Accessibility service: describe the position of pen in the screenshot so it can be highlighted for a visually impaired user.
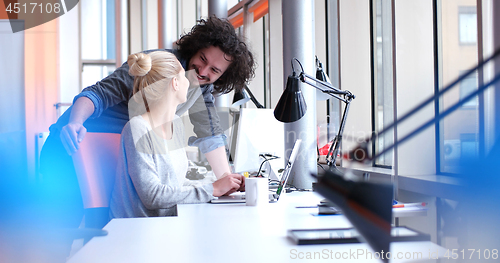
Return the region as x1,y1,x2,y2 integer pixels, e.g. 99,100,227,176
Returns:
393,202,427,208
295,206,318,208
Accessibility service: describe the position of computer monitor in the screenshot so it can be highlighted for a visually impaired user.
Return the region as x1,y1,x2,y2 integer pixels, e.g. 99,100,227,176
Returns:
229,108,284,176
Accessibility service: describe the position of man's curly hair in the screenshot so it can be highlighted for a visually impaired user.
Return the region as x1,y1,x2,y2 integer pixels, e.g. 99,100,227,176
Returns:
176,16,256,94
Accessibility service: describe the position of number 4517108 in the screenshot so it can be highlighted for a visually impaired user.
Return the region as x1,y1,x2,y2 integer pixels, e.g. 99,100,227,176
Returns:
6,3,62,14
444,249,498,260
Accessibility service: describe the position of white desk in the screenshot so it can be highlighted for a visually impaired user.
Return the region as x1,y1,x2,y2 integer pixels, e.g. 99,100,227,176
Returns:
68,192,445,263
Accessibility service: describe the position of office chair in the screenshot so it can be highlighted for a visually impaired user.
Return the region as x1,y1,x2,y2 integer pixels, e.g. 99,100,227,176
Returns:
72,132,121,234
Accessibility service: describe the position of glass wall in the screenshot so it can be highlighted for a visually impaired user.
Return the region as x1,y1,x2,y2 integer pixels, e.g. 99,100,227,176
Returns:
338,0,373,162
368,0,492,176
394,0,436,176
439,0,480,174
373,0,394,167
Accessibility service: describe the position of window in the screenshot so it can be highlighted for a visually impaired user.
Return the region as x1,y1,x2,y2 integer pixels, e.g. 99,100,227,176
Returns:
372,0,394,167
458,6,477,45
459,71,478,108
228,0,270,109
81,0,117,90
440,0,480,173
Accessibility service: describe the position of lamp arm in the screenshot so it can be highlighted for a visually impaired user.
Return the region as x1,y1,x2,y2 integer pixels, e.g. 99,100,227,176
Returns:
325,96,353,168
300,76,349,103
294,67,356,169
322,90,347,103
300,72,353,97
244,86,265,108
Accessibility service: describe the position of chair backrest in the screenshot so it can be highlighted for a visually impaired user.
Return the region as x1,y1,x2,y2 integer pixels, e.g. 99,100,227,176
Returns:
72,132,121,209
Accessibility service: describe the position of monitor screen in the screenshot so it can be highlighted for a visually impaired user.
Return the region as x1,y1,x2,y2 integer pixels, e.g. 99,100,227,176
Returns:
230,108,284,175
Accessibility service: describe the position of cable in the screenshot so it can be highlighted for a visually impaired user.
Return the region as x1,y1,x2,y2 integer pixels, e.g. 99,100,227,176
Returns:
256,154,279,177
317,163,327,172
285,183,313,193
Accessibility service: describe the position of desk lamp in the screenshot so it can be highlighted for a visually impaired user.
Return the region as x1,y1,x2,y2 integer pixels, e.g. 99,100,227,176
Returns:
313,47,500,263
232,86,265,108
274,58,355,171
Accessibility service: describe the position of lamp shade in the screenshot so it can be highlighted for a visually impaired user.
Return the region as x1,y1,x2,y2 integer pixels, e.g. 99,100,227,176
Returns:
274,73,307,122
232,88,251,107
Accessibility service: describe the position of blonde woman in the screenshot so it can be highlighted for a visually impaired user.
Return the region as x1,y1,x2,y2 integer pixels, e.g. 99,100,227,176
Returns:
110,52,242,217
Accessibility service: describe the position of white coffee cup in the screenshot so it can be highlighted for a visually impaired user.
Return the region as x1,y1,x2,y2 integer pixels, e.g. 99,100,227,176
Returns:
245,177,269,206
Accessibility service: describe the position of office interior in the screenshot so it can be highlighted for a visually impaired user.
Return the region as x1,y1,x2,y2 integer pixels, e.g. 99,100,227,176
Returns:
2,0,500,261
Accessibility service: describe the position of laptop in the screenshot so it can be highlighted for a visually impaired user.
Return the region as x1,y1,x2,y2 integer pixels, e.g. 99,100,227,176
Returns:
210,139,302,203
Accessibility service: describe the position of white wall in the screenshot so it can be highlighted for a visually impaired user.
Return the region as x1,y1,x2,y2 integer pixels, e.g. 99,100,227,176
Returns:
247,17,265,108
315,0,328,126
339,0,372,154
180,0,198,34
395,0,436,176
81,0,103,60
0,20,28,178
129,0,142,53
268,0,284,109
146,0,159,50
58,1,80,108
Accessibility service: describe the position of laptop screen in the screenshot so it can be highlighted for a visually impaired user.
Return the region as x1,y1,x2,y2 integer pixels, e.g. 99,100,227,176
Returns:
275,139,302,198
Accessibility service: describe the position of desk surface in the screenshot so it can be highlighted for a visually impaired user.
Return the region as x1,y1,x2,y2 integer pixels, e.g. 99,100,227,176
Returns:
68,192,444,263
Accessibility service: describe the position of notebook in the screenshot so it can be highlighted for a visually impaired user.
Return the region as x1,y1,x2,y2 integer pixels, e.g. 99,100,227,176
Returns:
210,139,302,204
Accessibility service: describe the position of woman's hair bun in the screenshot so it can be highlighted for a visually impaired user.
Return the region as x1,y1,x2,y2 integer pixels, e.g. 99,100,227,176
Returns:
128,53,152,77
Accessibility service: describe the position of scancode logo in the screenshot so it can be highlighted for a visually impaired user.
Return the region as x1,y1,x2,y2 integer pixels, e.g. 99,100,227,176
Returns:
2,0,79,33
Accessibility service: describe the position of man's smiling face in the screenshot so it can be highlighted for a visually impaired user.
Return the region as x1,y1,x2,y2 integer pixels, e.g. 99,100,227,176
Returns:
187,46,232,86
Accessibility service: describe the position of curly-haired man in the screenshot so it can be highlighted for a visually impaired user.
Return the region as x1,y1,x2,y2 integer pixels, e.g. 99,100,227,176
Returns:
40,16,255,231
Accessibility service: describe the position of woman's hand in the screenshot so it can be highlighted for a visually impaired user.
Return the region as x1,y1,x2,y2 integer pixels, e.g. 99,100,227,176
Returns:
212,173,244,197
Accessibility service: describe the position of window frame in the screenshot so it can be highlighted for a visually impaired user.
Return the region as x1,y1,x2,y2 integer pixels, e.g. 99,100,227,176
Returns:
79,0,123,93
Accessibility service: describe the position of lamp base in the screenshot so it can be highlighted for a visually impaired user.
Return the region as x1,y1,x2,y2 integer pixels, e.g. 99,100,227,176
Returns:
328,164,343,175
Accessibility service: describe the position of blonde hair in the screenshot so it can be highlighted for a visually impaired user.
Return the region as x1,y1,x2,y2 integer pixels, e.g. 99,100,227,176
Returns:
128,51,182,109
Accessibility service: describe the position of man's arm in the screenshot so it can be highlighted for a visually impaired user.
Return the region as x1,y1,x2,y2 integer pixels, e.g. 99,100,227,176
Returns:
59,60,136,155
60,97,94,155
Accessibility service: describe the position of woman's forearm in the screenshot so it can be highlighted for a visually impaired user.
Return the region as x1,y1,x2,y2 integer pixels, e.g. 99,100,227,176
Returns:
204,146,232,179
